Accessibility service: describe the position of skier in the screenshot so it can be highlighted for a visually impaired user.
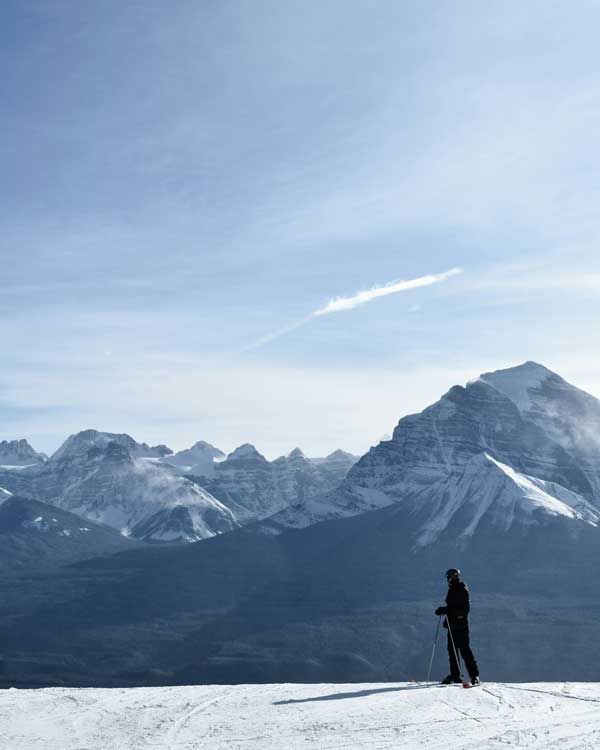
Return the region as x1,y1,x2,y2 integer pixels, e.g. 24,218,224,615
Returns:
435,568,480,686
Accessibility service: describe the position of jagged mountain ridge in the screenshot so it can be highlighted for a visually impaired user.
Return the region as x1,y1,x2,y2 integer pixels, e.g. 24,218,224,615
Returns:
0,430,357,542
0,432,238,543
51,429,173,461
201,444,358,524
264,362,600,540
159,440,225,478
0,439,46,467
2,362,600,685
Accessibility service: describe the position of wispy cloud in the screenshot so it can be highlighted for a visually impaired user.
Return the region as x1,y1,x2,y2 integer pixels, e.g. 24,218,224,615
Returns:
244,268,463,351
312,268,462,316
240,317,314,352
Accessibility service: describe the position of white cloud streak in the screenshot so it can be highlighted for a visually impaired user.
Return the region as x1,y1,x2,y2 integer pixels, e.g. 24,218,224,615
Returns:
312,268,463,316
244,267,463,351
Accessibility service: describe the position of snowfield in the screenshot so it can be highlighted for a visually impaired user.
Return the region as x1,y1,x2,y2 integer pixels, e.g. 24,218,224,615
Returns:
2,682,600,749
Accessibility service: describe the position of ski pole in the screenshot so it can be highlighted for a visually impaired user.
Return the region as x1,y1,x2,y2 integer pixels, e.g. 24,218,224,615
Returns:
445,616,462,680
426,615,442,683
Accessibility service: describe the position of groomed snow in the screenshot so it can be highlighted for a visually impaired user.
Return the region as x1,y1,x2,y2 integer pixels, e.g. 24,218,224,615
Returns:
2,682,600,749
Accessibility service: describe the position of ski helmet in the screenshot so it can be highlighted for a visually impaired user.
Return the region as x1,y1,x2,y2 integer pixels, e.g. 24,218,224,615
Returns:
445,568,460,581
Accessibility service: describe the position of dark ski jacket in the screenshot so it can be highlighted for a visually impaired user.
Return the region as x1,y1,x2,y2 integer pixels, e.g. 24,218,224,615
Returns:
441,580,470,631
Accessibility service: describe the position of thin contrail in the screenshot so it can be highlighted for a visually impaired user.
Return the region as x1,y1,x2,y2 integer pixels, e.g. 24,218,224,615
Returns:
241,316,314,352
313,267,463,316
243,267,463,351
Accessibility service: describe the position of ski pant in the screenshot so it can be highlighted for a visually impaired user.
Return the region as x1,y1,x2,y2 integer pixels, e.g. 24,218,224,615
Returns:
447,627,479,680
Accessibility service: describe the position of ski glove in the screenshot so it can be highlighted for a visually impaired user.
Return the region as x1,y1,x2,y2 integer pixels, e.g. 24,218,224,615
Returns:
435,607,448,616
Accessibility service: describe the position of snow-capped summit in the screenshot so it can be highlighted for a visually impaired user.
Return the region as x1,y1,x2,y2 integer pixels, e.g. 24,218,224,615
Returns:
264,362,600,539
160,440,225,478
479,360,557,411
204,443,348,524
480,361,600,495
226,443,268,462
324,449,356,461
0,433,236,542
0,438,46,467
51,429,172,463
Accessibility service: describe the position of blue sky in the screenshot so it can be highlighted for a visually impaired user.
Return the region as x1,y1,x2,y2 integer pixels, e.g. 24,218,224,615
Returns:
2,0,600,458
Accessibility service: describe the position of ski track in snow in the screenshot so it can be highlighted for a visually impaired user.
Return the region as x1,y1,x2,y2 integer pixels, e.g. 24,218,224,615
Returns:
2,682,600,749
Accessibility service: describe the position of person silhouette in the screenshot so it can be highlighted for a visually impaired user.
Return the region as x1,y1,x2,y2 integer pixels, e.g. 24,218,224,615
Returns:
435,568,480,685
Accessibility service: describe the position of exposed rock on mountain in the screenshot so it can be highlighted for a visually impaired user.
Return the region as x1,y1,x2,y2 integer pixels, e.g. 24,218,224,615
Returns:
131,503,235,543
51,429,172,461
480,361,600,497
265,362,600,537
309,449,359,484
204,445,355,524
0,439,46,467
0,431,355,542
0,431,237,542
203,444,280,523
160,441,225,478
2,363,600,686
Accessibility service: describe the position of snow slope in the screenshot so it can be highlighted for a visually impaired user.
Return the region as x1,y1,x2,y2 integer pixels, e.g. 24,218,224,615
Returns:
265,362,600,537
159,440,226,477
0,433,238,541
2,682,600,749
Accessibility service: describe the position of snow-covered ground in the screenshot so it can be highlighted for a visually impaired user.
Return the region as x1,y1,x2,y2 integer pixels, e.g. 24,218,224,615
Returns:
2,682,600,749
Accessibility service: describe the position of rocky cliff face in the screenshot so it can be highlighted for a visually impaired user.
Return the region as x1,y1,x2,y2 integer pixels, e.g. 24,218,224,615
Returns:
204,445,354,524
0,431,237,542
265,362,600,538
51,429,172,462
310,450,358,485
159,441,225,478
0,439,46,467
480,362,600,498
0,431,356,542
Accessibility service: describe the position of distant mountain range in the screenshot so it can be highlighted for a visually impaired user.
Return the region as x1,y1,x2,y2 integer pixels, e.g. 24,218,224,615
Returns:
0,430,358,542
1,360,600,687
199,444,357,524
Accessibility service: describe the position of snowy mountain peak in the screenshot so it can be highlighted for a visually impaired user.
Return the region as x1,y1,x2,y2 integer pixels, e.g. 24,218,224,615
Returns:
478,361,558,411
99,441,135,465
288,447,306,459
227,444,266,462
51,430,171,462
324,449,355,461
188,441,225,458
414,451,600,547
0,439,46,467
266,361,600,539
160,440,226,478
